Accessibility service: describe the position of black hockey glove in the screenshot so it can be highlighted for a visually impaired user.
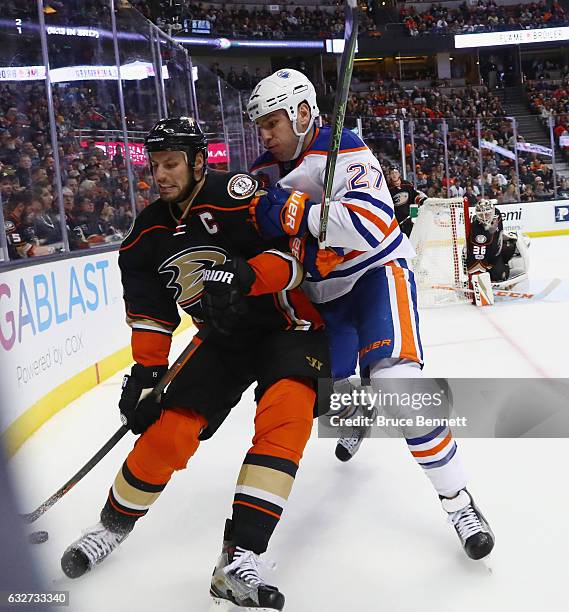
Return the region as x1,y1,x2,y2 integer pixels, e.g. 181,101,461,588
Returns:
119,364,168,435
201,258,256,335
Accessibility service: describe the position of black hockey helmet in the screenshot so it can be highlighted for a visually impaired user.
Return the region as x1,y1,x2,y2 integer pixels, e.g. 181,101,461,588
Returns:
145,116,208,169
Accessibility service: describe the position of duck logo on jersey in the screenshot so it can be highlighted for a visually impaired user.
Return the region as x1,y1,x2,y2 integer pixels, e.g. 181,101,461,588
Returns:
228,174,258,199
159,246,227,308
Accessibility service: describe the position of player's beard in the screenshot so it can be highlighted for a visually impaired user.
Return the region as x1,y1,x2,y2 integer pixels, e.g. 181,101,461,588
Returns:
160,175,195,206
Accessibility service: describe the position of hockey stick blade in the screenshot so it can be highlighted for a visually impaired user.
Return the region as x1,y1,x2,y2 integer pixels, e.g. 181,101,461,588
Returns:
318,0,359,248
19,425,129,524
431,278,561,301
19,330,204,524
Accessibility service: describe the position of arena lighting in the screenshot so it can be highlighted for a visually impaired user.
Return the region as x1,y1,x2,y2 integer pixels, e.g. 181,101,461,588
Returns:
174,35,325,50
0,61,169,82
455,26,569,48
1,19,326,50
326,38,359,53
354,57,385,62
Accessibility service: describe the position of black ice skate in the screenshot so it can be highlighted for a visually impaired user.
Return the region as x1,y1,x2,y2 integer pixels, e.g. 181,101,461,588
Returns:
335,393,377,462
61,522,129,578
210,519,285,611
441,489,495,560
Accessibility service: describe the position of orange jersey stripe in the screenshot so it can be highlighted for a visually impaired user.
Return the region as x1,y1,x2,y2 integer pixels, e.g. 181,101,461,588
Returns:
191,203,251,212
343,249,365,262
233,500,282,520
411,431,452,458
386,263,419,362
343,202,396,237
107,493,147,517
304,145,368,157
119,225,170,252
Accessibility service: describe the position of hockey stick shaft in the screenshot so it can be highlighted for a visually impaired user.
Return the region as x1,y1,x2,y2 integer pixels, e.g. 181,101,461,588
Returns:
318,0,359,249
19,330,203,524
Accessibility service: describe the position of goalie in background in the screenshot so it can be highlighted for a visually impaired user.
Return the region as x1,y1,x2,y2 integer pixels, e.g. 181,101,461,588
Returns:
387,166,427,237
466,199,529,285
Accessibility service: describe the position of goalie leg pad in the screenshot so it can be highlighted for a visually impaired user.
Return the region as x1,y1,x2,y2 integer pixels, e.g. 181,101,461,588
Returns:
471,272,494,306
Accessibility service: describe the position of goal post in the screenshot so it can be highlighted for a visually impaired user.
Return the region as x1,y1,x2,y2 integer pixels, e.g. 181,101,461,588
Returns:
410,197,473,307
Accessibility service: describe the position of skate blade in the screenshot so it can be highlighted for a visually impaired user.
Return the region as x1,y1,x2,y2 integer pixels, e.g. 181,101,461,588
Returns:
210,597,281,612
481,554,493,575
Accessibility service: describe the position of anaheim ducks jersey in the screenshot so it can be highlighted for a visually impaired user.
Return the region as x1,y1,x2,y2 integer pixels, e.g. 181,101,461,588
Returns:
465,209,504,272
119,170,323,366
250,126,415,303
388,181,426,237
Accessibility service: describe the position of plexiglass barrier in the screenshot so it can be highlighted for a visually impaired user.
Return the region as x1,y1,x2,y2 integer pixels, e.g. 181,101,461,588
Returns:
0,0,255,266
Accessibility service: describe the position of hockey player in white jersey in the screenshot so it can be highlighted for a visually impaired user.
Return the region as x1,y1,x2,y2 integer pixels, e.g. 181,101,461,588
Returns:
247,69,494,560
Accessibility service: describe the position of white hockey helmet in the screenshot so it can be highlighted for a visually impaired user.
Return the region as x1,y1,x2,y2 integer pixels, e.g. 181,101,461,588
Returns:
247,69,320,159
475,198,496,228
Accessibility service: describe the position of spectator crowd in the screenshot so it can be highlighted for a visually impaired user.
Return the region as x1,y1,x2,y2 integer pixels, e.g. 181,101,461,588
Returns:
526,76,569,178
0,82,155,261
4,0,569,41
134,1,379,39
346,82,560,203
401,0,568,36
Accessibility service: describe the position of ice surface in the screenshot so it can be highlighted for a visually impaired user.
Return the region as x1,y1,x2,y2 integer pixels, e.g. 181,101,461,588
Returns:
8,236,569,612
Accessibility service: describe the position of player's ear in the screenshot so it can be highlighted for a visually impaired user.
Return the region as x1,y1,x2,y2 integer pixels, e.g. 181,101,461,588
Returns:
297,102,311,132
193,151,205,179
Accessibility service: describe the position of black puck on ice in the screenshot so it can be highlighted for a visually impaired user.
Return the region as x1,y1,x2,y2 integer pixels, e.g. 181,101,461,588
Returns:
28,530,49,544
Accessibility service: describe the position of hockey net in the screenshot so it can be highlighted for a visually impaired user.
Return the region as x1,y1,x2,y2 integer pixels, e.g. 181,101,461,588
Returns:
410,197,472,307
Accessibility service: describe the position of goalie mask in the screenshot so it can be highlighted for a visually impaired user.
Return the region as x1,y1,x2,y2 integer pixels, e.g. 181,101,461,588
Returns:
475,199,496,229
145,117,208,171
247,69,319,160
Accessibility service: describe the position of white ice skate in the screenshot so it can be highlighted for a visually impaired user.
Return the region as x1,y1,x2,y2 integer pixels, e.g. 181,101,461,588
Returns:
335,384,377,462
210,519,284,611
61,522,129,579
441,489,494,560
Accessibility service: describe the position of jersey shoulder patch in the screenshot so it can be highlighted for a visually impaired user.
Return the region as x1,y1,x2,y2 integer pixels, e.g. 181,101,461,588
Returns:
227,173,258,200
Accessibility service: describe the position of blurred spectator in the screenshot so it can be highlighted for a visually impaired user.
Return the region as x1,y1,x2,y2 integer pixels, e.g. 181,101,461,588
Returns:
401,0,568,36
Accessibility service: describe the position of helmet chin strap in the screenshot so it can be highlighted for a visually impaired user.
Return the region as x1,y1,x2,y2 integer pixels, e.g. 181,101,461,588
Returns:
290,117,315,161
174,167,207,220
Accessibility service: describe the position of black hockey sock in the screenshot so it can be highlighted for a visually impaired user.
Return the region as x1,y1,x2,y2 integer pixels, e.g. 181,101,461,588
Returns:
100,460,167,534
231,453,298,554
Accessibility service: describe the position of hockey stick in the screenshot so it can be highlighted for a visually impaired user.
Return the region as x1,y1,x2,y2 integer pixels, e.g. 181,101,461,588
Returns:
318,0,359,249
431,278,560,301
20,330,203,525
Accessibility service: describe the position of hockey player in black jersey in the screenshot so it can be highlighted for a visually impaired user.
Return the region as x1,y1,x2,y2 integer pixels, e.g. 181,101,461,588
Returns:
387,167,427,237
466,199,520,282
60,117,330,611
